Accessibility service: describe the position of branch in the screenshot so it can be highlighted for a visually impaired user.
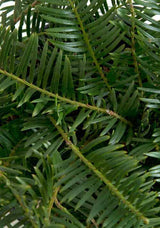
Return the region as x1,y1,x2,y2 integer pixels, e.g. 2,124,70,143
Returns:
0,171,38,228
3,139,23,167
48,186,60,218
49,115,149,225
14,1,39,24
0,69,132,126
68,0,111,92
48,185,80,226
129,0,142,87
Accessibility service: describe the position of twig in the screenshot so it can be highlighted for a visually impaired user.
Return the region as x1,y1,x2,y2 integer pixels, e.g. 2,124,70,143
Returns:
0,171,38,228
14,1,39,24
0,69,132,126
68,0,112,92
48,186,60,218
49,115,149,225
129,0,142,87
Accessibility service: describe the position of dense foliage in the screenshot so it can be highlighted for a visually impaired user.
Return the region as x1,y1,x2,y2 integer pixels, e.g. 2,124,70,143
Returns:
1,0,160,227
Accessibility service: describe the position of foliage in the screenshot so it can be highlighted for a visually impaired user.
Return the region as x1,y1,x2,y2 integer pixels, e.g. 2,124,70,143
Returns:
0,0,160,227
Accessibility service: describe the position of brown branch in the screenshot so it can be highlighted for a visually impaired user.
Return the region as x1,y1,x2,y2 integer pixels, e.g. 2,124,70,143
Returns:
48,186,60,218
14,1,39,24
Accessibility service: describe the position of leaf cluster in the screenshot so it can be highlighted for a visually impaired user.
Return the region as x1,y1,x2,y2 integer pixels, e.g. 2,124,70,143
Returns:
1,0,160,227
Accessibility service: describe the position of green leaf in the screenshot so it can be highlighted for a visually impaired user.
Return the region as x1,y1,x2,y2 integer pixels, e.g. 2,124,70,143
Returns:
69,109,91,132
16,33,38,79
51,50,63,93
